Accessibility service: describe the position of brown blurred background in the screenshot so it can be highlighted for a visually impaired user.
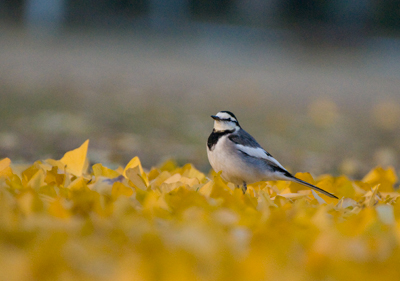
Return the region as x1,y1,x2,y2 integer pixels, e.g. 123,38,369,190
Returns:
1,0,400,178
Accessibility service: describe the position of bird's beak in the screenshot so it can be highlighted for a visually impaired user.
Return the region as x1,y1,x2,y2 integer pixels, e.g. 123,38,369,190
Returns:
211,115,221,120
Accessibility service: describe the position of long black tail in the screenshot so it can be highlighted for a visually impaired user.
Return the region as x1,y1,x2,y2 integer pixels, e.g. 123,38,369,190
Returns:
292,177,338,199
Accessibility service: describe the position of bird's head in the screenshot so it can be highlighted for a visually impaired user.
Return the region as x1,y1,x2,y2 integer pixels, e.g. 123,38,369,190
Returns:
211,111,240,132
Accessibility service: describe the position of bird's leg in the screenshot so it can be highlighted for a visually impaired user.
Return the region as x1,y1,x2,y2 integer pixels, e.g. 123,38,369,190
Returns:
241,182,247,194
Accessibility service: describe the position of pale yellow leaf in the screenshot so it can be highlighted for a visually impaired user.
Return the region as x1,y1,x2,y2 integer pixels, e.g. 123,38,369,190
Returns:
48,198,71,219
149,171,172,190
336,197,357,209
27,169,45,190
311,190,327,204
123,156,149,186
51,140,90,177
112,182,134,198
376,204,395,225
0,158,13,178
126,166,147,190
67,177,88,190
180,177,200,187
93,163,120,178
277,193,307,199
199,181,213,197
367,184,380,207
0,157,11,171
160,182,183,193
363,166,397,192
163,173,181,184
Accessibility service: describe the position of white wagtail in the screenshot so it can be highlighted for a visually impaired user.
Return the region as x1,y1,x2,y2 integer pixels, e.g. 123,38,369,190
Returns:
207,111,338,199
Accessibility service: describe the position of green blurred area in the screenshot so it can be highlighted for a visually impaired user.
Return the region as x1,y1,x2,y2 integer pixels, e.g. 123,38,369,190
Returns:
1,27,400,177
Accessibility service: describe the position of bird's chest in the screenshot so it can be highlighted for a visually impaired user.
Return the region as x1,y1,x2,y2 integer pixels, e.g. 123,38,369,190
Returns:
207,136,240,175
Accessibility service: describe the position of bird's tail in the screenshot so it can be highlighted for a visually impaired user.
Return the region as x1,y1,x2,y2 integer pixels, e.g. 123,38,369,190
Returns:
291,177,338,199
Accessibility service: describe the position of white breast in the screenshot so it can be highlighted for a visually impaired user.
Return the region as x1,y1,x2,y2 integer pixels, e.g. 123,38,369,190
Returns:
207,135,265,185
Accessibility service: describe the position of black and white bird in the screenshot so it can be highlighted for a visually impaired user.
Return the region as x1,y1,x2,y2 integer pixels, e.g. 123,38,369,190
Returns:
207,111,338,199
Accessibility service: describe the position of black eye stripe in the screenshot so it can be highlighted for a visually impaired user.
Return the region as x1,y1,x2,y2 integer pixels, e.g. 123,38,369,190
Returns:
221,118,237,123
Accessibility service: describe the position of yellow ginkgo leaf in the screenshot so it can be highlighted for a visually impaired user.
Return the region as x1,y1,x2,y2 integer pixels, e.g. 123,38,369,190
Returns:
289,172,316,193
59,139,90,177
6,174,23,190
163,173,181,184
148,167,160,181
366,184,381,207
45,158,65,173
44,166,65,186
181,163,206,182
362,166,397,192
180,177,200,187
149,171,172,190
48,198,71,219
27,169,45,190
6,142,400,281
375,204,395,225
67,176,88,191
112,182,134,198
277,193,308,199
160,182,184,193
162,173,200,189
21,163,40,185
126,166,147,191
0,157,11,171
17,192,35,215
159,159,178,172
93,163,120,179
336,197,357,209
257,190,278,210
0,158,13,178
311,190,327,205
17,191,43,215
334,175,355,198
210,173,235,199
199,181,213,197
141,191,170,214
123,156,149,186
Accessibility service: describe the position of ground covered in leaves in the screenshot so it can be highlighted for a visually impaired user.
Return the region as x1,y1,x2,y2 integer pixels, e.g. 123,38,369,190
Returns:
1,140,400,281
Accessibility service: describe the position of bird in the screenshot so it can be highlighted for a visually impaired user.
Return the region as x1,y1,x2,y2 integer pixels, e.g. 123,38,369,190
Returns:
207,111,338,199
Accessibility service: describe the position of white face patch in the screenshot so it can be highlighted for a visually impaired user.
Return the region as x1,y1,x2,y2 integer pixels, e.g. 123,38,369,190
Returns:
213,112,239,132
213,120,237,131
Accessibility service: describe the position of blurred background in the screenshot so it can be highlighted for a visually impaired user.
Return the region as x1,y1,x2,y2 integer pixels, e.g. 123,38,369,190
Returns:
0,0,400,178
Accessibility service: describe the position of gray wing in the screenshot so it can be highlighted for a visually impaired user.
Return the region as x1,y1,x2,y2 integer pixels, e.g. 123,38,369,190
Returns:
228,129,273,157
237,147,339,199
230,131,338,199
